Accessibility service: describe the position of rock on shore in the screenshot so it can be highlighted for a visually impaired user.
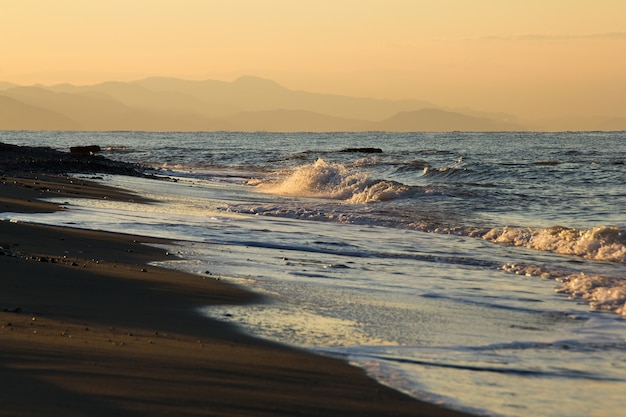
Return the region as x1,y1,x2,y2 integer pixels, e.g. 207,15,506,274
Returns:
0,143,145,177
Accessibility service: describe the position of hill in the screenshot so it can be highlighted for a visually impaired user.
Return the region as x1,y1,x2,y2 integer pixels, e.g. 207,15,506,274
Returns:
224,109,368,132
0,95,80,130
1,86,231,131
372,109,524,132
0,76,531,131
0,81,18,91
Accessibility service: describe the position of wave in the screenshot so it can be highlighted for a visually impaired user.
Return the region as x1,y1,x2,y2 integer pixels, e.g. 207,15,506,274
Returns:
103,145,131,153
502,262,626,317
235,183,626,266
421,165,470,178
233,184,626,265
226,200,626,316
253,158,412,203
483,225,626,263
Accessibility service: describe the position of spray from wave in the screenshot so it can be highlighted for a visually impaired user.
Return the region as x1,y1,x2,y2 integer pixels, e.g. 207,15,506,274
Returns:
254,158,410,203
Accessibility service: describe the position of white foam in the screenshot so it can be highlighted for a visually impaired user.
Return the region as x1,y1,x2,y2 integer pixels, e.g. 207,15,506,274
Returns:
256,158,409,203
557,273,626,317
484,225,626,263
501,262,626,317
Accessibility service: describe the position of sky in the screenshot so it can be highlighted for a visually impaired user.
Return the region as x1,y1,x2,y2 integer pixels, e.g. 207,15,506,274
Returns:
2,0,625,120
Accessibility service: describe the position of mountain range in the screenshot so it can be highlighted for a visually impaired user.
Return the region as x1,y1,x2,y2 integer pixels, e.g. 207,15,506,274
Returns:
0,76,623,132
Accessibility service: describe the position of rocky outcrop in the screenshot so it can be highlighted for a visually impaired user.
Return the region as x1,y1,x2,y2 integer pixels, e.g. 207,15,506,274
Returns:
339,147,383,153
70,145,102,155
0,143,145,176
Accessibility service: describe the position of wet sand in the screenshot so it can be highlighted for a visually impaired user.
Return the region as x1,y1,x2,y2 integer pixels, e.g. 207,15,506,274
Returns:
1,172,474,416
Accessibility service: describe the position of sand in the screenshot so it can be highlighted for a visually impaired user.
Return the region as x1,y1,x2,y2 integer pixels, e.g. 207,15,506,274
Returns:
0,173,474,416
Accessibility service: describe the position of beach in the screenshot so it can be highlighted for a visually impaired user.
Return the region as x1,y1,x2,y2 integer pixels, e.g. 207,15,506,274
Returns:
0,163,473,415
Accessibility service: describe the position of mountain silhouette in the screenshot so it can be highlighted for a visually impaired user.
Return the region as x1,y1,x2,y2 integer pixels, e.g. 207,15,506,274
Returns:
224,109,368,132
2,85,231,131
372,109,524,132
0,95,79,130
133,76,437,121
49,81,240,118
0,81,18,91
2,75,606,131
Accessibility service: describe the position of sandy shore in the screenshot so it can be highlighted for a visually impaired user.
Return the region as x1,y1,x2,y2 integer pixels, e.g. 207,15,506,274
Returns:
0,172,474,416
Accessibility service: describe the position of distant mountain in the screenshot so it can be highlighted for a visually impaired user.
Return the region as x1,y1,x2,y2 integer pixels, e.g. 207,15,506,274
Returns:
1,86,231,131
447,107,523,127
0,81,18,91
0,95,79,130
49,81,240,118
0,75,532,132
372,109,524,132
224,108,524,132
134,76,436,121
224,109,369,132
3,86,133,130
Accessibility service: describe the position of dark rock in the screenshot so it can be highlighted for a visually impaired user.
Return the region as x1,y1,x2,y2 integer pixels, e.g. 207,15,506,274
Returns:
339,147,383,154
70,145,101,155
0,142,146,177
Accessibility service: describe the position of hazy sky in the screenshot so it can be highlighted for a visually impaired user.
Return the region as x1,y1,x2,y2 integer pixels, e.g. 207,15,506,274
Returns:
2,0,625,120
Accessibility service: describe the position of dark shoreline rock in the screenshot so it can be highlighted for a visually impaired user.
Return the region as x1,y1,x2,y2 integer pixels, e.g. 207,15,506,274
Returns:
0,142,146,177
339,147,383,154
70,145,102,155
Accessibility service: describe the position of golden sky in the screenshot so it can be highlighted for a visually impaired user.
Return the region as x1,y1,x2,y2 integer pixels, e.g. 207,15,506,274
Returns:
2,0,625,120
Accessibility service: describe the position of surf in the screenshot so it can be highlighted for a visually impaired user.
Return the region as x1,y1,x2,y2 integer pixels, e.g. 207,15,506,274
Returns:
254,158,412,203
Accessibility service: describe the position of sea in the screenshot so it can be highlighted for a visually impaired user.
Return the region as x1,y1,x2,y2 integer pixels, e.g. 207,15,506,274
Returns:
2,131,626,417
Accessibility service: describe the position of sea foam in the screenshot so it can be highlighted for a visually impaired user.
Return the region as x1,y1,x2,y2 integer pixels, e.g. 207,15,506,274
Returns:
483,225,626,263
257,158,410,203
502,262,626,317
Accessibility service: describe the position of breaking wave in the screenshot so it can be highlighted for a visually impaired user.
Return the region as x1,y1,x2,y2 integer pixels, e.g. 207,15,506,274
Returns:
252,158,411,203
483,225,626,263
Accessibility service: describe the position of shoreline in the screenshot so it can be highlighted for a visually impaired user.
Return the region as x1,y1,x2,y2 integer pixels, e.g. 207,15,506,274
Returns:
0,156,475,415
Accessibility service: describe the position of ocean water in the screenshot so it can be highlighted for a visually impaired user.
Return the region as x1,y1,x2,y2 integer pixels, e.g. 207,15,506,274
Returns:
2,131,626,416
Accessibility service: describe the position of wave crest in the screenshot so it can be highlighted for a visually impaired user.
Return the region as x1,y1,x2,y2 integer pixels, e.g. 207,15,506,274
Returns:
256,158,410,203
484,225,626,263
